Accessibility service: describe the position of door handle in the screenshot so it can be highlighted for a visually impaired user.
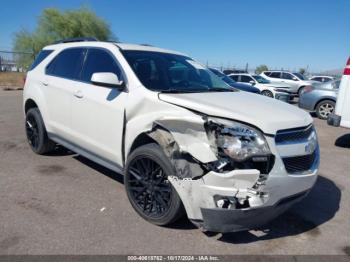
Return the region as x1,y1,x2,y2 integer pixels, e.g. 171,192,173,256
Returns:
42,81,48,86
74,90,84,98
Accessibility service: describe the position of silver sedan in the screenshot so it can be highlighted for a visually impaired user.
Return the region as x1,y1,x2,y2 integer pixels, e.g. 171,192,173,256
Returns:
298,80,339,120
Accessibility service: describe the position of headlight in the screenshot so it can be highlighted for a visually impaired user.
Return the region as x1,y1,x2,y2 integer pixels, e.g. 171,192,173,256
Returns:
206,117,271,161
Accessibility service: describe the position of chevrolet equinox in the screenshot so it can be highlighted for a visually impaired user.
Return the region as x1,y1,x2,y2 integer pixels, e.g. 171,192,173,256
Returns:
23,38,319,232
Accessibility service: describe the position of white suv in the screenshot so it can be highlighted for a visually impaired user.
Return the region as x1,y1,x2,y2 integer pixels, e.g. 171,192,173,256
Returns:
23,38,319,233
261,71,317,96
228,73,292,102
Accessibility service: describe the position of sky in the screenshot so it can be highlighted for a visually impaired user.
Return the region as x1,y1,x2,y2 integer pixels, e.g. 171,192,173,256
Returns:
1,0,349,72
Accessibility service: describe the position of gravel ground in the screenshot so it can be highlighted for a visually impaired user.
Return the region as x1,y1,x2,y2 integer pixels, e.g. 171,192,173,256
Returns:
0,90,349,255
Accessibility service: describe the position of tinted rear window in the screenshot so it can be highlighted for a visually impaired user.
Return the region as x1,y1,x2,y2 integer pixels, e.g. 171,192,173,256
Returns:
270,72,281,78
46,48,85,79
29,50,53,71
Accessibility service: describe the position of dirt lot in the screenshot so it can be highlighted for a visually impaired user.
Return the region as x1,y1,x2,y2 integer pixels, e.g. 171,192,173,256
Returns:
0,90,350,255
0,72,25,90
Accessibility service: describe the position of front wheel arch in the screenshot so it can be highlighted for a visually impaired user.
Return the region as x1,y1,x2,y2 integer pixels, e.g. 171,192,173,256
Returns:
24,99,38,114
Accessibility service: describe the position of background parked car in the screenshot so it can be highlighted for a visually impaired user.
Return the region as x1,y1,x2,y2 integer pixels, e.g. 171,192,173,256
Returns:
228,73,291,102
209,68,260,94
309,75,336,83
298,80,339,120
261,70,318,96
223,69,247,75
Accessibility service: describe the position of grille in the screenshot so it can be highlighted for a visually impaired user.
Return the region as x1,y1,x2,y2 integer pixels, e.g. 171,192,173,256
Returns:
282,150,317,173
275,125,314,144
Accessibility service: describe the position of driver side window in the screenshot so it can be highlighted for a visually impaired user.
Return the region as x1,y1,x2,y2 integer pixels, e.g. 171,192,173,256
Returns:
240,75,253,83
81,48,123,83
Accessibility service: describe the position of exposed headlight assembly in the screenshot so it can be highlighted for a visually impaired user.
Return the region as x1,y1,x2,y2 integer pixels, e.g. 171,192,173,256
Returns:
206,117,271,162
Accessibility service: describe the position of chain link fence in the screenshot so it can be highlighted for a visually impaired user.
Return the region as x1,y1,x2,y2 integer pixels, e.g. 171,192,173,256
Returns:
0,51,34,72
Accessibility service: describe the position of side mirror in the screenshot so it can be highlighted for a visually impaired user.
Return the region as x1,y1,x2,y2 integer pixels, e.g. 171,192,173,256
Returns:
249,80,256,85
292,77,298,81
91,72,124,89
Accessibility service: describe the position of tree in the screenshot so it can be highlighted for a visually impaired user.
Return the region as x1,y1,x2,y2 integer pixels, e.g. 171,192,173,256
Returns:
299,68,306,75
13,7,115,69
255,64,269,74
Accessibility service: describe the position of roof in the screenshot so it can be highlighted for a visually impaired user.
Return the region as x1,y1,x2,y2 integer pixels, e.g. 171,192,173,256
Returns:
116,43,187,56
44,40,188,56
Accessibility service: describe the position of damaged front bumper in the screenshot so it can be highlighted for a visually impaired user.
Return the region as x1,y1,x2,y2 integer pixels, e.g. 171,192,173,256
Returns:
169,148,319,233
200,189,309,232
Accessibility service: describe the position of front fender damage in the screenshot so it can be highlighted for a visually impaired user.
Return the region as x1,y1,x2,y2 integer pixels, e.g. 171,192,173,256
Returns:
142,116,275,232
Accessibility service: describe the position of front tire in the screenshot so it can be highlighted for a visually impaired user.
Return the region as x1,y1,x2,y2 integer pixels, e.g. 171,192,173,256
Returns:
125,143,184,226
316,100,335,120
25,108,56,154
261,90,274,98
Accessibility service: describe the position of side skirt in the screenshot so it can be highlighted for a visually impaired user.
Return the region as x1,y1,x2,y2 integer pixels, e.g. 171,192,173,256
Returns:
48,133,124,175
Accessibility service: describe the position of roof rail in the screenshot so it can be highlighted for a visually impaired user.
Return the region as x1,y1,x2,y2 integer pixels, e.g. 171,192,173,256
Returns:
53,37,98,44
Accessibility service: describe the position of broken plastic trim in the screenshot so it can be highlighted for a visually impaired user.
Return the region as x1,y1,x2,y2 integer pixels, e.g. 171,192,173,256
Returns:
147,126,207,179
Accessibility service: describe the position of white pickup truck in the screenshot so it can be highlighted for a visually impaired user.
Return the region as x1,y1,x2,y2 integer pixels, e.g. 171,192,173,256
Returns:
328,58,350,128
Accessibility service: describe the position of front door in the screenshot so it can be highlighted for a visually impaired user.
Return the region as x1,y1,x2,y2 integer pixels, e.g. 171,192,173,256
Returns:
70,48,128,167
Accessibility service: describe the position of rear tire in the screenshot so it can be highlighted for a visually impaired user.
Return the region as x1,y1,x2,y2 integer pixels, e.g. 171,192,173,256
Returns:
261,90,274,98
315,100,335,120
125,143,184,226
25,108,56,154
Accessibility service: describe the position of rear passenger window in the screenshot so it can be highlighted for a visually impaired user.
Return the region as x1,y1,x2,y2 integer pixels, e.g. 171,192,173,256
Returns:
81,49,122,83
29,50,53,71
229,75,239,81
270,72,281,78
46,48,85,79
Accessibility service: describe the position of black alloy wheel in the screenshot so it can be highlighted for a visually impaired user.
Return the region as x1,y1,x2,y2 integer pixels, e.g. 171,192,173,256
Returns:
127,157,172,218
125,143,184,226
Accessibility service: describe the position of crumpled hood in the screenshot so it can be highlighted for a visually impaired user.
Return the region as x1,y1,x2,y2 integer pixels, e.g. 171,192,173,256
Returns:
159,92,312,134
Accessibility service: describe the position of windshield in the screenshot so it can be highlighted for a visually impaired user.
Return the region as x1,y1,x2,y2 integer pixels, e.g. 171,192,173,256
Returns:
122,50,233,93
209,68,237,86
252,75,270,84
293,73,307,80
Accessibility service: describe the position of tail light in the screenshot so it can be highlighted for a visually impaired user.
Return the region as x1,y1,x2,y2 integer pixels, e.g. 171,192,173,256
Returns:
343,57,350,75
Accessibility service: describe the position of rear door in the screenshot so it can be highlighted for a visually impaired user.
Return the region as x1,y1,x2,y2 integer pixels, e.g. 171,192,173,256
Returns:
70,47,128,166
44,48,86,139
